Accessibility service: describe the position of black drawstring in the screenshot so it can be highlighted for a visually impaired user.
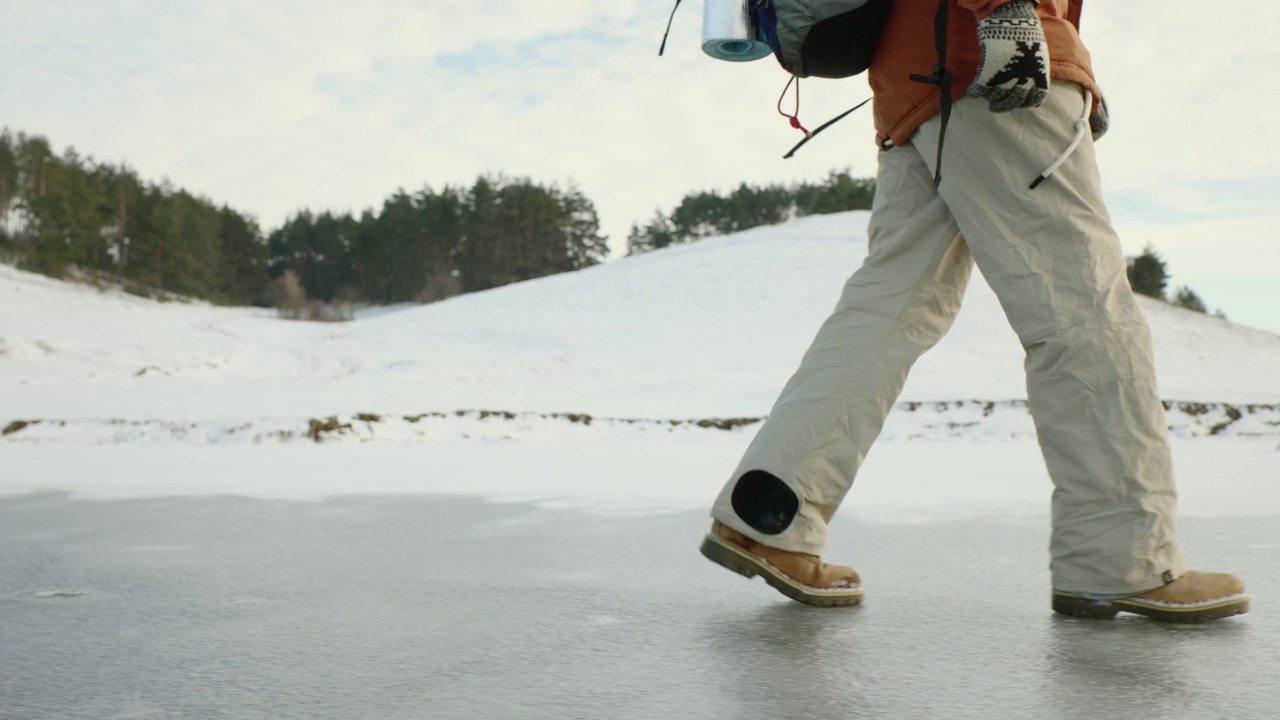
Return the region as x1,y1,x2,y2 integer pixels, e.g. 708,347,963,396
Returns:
908,0,952,188
783,97,873,159
658,0,683,56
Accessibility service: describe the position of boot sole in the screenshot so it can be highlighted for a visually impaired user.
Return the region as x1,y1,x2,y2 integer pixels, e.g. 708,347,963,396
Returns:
699,533,864,607
1052,591,1249,623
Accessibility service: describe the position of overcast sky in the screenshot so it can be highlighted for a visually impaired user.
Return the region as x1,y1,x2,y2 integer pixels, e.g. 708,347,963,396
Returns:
4,1,1278,332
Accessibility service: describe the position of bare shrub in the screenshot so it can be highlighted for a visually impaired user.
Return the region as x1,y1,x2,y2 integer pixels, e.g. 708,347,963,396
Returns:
304,300,354,322
272,270,309,320
329,286,362,321
270,272,360,322
415,269,463,304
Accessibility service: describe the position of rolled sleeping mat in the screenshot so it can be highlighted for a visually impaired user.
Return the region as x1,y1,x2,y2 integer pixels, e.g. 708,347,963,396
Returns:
702,0,771,62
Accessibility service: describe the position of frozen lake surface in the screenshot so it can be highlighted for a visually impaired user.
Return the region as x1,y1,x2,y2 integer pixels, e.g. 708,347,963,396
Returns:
2,492,1276,720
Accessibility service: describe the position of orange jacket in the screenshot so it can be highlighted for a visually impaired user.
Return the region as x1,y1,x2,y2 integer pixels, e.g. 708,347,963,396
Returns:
868,0,1100,149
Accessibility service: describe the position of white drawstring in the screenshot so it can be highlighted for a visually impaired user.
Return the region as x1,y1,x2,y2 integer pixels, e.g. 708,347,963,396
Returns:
1030,90,1093,189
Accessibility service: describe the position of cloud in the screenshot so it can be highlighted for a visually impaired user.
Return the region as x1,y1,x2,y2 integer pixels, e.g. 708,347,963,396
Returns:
2,1,880,232
1086,2,1280,186
4,0,1278,330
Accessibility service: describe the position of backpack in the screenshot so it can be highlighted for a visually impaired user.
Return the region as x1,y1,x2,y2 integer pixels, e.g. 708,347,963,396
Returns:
662,0,892,80
752,0,894,79
660,1,894,155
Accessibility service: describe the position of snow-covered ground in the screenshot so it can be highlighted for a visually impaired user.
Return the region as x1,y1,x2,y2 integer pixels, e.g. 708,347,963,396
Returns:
6,212,1278,720
2,211,1279,515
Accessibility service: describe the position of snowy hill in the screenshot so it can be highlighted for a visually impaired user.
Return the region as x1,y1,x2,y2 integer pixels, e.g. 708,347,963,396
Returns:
2,211,1279,444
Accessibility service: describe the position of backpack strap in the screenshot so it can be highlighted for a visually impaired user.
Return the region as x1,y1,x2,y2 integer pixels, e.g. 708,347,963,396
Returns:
658,0,683,56
908,0,952,188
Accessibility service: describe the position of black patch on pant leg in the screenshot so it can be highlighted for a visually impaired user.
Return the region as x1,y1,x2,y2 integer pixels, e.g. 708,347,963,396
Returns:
731,470,799,535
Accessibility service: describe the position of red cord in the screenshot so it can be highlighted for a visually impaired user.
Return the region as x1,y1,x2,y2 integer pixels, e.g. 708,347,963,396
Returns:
777,76,811,138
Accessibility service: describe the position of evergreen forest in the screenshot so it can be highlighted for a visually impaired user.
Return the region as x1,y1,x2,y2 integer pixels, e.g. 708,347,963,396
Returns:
626,170,876,255
0,130,607,308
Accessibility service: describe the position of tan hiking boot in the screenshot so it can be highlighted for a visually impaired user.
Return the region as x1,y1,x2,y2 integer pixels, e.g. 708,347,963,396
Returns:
1053,570,1248,623
699,521,863,607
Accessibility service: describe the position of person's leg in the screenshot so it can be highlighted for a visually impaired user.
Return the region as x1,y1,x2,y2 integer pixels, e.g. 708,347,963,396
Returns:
709,141,972,557
911,83,1187,596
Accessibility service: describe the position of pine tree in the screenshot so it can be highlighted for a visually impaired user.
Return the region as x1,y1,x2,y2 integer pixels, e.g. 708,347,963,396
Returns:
459,177,503,293
1126,246,1169,300
217,206,268,305
415,187,464,302
626,212,677,256
0,131,17,248
557,185,607,271
1172,285,1208,314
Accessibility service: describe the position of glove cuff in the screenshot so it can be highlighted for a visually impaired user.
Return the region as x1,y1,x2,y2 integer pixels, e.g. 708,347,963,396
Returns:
989,0,1040,22
980,0,1044,45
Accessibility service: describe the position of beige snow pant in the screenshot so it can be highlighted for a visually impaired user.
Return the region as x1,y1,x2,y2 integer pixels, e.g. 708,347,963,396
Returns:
711,83,1187,595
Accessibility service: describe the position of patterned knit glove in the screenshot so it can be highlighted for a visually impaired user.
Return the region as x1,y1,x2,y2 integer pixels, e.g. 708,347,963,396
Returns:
968,0,1050,113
